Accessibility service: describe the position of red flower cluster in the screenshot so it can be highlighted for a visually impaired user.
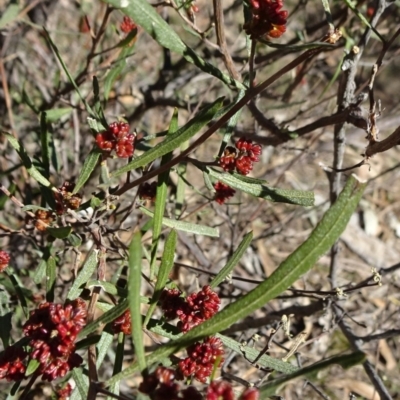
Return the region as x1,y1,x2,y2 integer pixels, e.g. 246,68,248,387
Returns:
160,286,220,333
57,383,72,400
120,16,137,33
112,310,132,335
178,337,224,383
54,181,82,215
96,122,136,158
33,209,54,232
139,366,202,400
244,0,288,40
0,299,87,382
0,250,10,272
213,182,236,205
207,381,259,400
219,137,262,175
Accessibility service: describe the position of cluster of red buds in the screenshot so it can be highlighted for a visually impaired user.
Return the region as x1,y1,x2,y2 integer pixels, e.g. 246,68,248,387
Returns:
56,383,72,400
219,137,262,176
207,381,259,400
213,182,236,205
139,366,202,399
160,285,220,333
96,122,136,158
0,250,10,273
185,1,199,22
54,181,82,215
178,337,224,383
244,0,288,40
111,309,132,335
0,299,87,382
139,181,158,201
120,16,137,34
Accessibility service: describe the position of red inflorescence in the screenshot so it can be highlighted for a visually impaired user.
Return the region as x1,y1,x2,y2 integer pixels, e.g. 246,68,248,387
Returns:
120,16,137,33
20,298,87,381
0,346,27,381
178,336,224,383
207,380,235,400
244,0,288,40
160,286,220,333
34,210,54,232
96,122,136,159
112,310,132,335
0,250,10,272
213,181,236,205
57,383,72,400
239,387,260,400
218,137,262,176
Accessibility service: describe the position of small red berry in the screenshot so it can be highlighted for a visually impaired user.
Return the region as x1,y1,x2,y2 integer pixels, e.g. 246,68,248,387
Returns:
206,380,234,400
0,251,10,272
214,182,235,205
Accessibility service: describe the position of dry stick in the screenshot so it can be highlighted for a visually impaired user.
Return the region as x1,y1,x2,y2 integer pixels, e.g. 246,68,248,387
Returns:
213,0,241,81
333,304,393,400
115,30,342,197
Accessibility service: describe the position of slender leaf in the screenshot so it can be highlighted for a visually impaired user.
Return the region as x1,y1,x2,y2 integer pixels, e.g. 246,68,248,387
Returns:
210,232,253,289
25,359,40,376
145,230,177,326
259,351,366,396
150,109,178,279
72,368,88,400
73,147,102,194
47,226,72,239
128,231,147,374
6,273,28,317
217,334,297,373
45,107,73,122
105,175,366,386
102,0,244,90
96,330,114,369
111,98,224,178
140,207,219,237
67,250,99,300
0,291,12,348
46,256,56,302
4,133,54,189
207,167,314,206
39,112,50,178
0,4,19,29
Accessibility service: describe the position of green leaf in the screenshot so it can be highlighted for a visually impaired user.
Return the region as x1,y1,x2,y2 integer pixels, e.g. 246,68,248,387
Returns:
43,28,96,117
0,4,19,29
140,207,219,237
4,132,54,189
46,256,56,302
47,226,72,239
102,0,244,90
145,230,177,326
6,273,28,317
73,147,102,194
104,175,366,386
39,112,50,178
210,232,253,289
88,117,107,133
67,251,98,301
207,168,315,206
150,109,179,279
128,231,147,374
259,351,366,396
68,233,83,247
96,330,114,369
217,334,297,373
72,368,89,400
25,359,41,376
0,291,12,348
111,98,225,178
104,44,136,100
45,107,73,122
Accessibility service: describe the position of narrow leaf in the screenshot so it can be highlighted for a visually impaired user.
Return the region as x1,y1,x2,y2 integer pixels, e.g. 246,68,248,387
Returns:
73,147,102,194
67,250,99,300
0,4,19,29
96,330,114,369
210,232,253,289
207,168,315,206
104,175,366,386
39,112,50,178
128,231,147,374
45,107,73,122
25,359,40,376
72,368,88,400
111,98,224,178
5,133,54,189
140,207,219,237
145,230,177,326
47,226,72,239
259,351,366,396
